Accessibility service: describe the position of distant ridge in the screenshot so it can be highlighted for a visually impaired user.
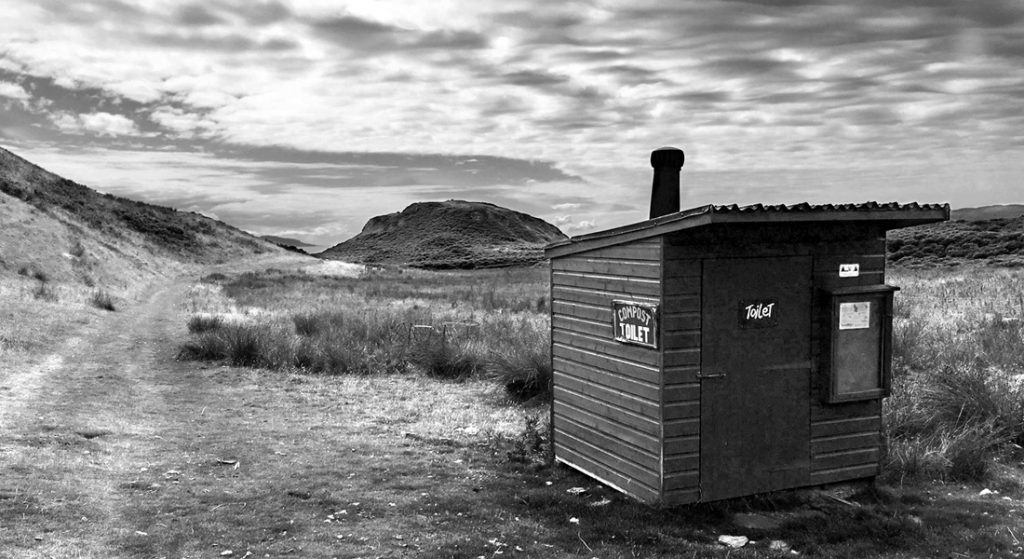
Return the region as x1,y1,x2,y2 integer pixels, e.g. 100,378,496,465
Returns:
260,235,315,248
951,204,1024,221
0,146,280,287
888,216,1024,267
318,200,567,269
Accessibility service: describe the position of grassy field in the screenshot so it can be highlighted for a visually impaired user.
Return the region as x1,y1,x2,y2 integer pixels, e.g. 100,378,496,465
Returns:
886,267,1024,484
3,260,1024,557
178,264,552,401
166,260,1024,556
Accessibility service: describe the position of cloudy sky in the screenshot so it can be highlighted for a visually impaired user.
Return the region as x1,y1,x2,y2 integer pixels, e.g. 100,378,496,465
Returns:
2,1,1022,248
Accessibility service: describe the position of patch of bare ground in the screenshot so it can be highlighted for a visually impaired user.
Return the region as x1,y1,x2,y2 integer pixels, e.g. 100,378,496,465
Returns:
1,261,1023,558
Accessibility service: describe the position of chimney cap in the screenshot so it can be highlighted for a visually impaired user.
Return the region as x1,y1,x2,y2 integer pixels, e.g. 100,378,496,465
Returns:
651,146,684,169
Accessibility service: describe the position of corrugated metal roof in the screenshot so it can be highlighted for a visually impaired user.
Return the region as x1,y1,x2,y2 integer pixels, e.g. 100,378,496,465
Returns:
709,201,947,213
546,201,950,258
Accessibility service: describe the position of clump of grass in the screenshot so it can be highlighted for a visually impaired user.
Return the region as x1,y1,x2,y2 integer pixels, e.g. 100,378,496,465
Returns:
219,324,281,368
70,239,86,258
922,364,1024,444
177,331,229,361
180,268,551,388
89,290,116,311
488,345,552,402
885,269,1024,482
410,339,484,380
187,315,223,333
32,281,58,302
292,311,345,337
884,363,1024,482
178,323,290,368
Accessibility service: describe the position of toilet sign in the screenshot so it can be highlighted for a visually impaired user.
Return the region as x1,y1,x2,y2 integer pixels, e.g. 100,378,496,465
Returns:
738,298,779,329
612,301,659,349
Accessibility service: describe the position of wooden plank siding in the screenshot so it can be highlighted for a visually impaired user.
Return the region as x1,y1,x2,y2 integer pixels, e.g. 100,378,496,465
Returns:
809,233,887,484
661,223,888,500
550,238,665,504
659,240,702,505
549,220,893,505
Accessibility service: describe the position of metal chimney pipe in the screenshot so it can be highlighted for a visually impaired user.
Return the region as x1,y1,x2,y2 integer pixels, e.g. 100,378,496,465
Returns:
649,146,685,219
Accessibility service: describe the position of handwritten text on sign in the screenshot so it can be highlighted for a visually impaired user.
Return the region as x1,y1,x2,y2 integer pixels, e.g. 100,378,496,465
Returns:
612,301,659,349
738,298,780,329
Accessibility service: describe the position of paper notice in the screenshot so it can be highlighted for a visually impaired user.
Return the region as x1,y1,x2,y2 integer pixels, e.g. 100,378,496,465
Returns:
839,302,871,330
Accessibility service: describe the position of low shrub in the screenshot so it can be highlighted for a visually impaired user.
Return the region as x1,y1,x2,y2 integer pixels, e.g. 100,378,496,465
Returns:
505,415,548,464
90,290,116,311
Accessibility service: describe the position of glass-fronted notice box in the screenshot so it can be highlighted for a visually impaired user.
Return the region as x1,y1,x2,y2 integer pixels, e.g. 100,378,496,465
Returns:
821,285,898,403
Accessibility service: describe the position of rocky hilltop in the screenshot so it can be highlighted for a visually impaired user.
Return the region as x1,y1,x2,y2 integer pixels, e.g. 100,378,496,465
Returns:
318,200,567,269
0,146,280,288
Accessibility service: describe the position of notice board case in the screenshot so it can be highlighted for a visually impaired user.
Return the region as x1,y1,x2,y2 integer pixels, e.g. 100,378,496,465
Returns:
821,284,898,404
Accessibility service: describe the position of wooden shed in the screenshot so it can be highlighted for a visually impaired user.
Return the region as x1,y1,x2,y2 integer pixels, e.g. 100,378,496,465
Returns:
545,147,949,505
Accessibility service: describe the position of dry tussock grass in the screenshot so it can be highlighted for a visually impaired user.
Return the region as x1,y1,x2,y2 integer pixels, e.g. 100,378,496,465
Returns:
886,266,1024,483
179,266,551,399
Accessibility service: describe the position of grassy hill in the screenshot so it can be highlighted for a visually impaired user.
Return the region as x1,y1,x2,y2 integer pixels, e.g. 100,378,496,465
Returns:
950,204,1024,221
0,146,280,290
887,216,1024,267
260,235,314,248
318,200,567,269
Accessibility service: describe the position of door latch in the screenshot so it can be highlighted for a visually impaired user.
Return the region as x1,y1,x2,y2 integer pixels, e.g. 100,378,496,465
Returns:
697,370,726,380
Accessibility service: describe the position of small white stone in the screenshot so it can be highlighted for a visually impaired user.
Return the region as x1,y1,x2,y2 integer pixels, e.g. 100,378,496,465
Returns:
717,535,749,548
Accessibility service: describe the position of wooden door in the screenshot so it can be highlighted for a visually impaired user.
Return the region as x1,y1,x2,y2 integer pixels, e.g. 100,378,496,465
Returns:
700,256,812,501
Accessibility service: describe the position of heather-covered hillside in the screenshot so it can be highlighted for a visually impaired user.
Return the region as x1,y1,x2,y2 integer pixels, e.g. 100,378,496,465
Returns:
888,216,1024,267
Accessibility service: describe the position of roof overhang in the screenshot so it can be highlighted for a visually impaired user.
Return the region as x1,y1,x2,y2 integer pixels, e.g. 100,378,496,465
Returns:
546,202,950,259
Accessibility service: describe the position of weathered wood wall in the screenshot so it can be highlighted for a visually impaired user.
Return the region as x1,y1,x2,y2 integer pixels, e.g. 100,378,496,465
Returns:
662,223,887,503
550,238,663,503
659,238,701,505
808,231,886,485
550,222,888,505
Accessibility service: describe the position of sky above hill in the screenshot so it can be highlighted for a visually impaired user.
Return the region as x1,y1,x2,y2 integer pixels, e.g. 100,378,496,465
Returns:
2,0,1023,247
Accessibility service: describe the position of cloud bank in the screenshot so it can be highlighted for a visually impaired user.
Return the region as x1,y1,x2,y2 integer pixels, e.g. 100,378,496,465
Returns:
2,0,1022,243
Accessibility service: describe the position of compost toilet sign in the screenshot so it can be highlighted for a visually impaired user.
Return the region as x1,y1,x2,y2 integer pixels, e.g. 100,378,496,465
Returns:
612,301,659,349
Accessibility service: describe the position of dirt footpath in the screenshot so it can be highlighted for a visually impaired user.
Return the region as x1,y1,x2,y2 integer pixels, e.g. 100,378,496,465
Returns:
0,274,537,559
0,280,205,557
